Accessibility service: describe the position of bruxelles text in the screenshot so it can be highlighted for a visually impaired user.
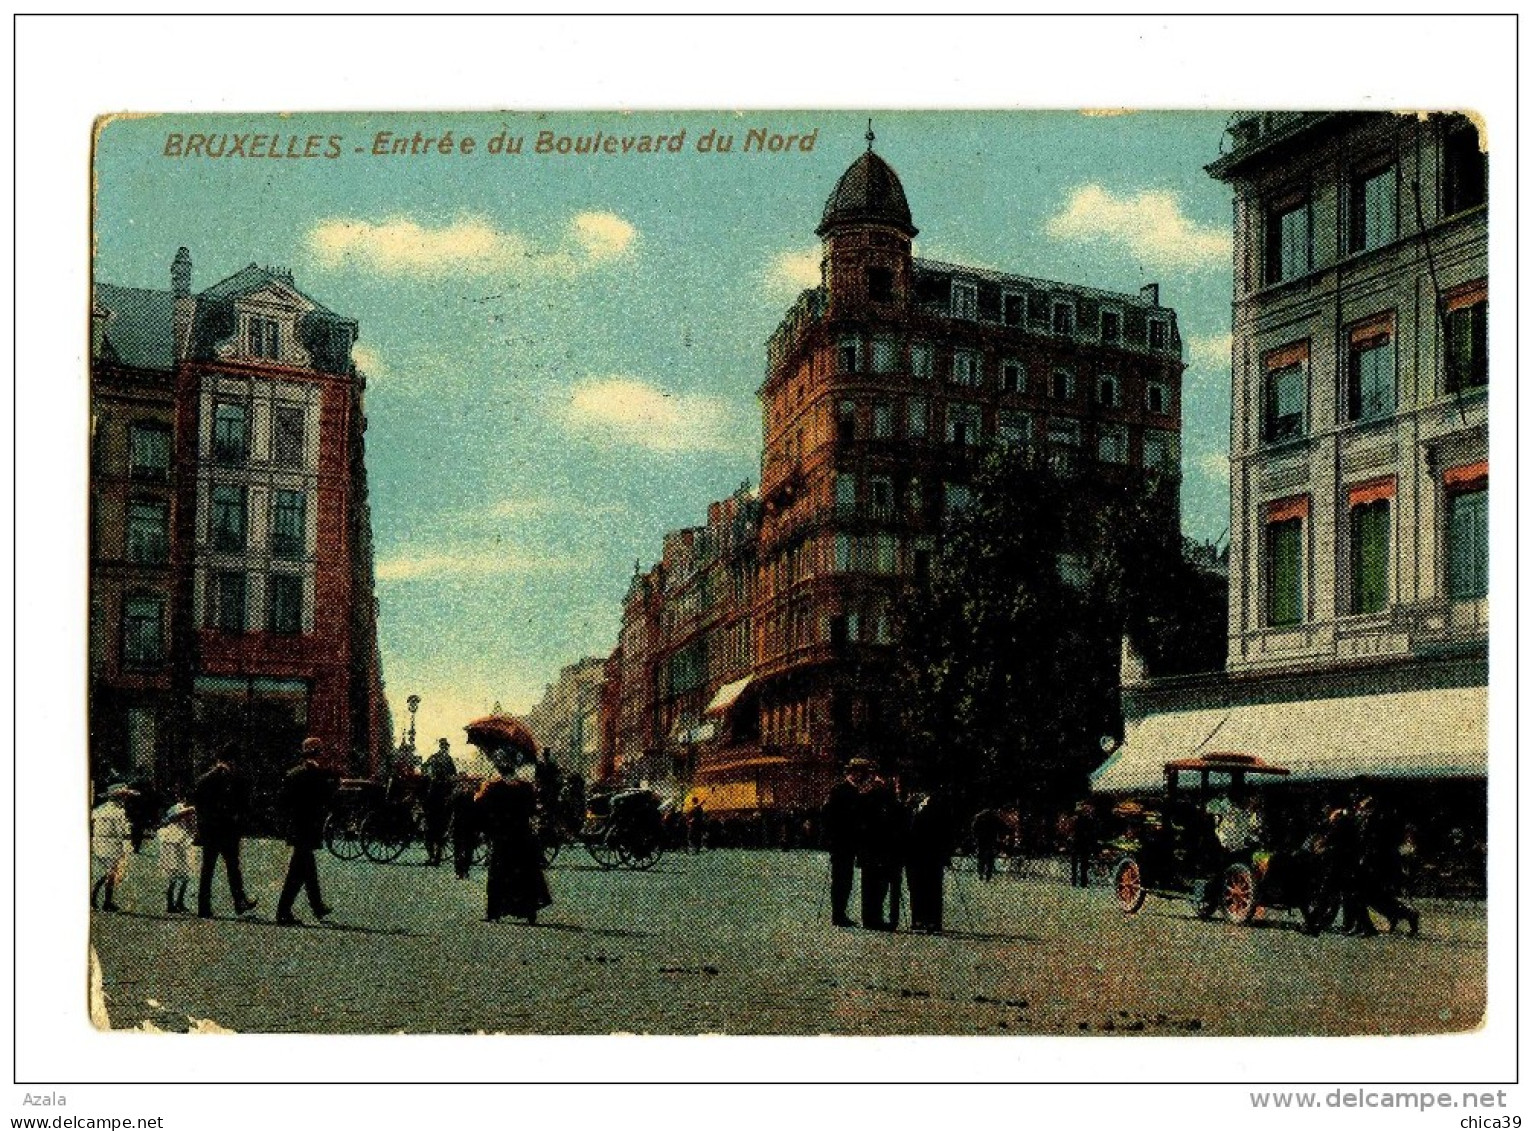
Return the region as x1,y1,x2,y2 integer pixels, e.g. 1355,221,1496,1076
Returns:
160,127,818,160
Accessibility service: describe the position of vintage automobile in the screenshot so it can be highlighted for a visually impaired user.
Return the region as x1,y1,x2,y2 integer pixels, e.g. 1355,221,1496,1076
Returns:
1106,752,1332,929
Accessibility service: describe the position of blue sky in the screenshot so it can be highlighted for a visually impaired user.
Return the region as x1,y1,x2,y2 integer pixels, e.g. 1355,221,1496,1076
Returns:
93,109,1235,745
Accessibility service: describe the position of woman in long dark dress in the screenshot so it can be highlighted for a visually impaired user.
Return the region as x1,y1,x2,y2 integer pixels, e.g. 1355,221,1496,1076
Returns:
475,776,552,923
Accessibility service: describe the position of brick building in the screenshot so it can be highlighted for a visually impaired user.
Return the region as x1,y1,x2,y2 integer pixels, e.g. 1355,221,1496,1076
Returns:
90,249,391,813
604,483,760,794
525,655,607,782
740,140,1185,810
598,140,1186,814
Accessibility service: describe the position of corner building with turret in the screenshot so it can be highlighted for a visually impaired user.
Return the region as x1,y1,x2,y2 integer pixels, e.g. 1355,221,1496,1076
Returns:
688,142,1188,814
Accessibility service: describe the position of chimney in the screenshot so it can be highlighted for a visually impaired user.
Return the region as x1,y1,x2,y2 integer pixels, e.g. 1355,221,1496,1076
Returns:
171,247,195,360
171,247,191,296
1139,282,1160,306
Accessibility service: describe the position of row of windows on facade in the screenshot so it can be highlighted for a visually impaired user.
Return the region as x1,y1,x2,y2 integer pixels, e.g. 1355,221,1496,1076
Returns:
758,527,937,592
1261,295,1488,443
760,600,898,662
827,337,1176,402
210,400,308,466
206,485,309,556
658,620,753,696
905,275,1173,350
119,571,306,666
113,402,308,480
119,487,307,564
1262,484,1487,629
659,567,751,631
823,395,1177,457
1262,123,1486,287
760,697,814,746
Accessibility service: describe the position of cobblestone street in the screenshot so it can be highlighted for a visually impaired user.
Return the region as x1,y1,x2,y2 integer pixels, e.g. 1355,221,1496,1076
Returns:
90,840,1486,1036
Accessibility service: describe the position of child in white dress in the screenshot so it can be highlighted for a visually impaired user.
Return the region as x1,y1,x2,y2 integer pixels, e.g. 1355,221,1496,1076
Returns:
157,802,197,914
90,785,134,911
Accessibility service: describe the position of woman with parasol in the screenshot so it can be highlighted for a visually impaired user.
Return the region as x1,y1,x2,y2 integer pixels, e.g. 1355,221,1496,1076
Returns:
465,714,553,924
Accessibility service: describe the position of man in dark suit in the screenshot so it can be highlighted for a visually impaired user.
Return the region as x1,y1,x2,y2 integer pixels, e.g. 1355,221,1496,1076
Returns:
822,759,869,927
193,752,258,918
859,774,906,931
275,738,338,925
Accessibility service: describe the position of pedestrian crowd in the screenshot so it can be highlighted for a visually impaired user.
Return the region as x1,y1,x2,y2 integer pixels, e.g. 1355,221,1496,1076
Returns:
89,735,558,931
822,759,957,933
93,742,1425,943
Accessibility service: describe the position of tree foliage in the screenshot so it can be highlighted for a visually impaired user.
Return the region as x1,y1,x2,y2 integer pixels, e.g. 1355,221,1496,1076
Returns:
893,444,1224,822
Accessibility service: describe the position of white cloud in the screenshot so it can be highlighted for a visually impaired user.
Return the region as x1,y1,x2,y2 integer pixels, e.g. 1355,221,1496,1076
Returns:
764,247,821,296
376,548,571,581
570,211,637,263
351,342,388,379
1197,450,1230,483
485,497,552,521
560,375,751,453
1045,184,1230,271
306,210,636,278
1188,332,1232,373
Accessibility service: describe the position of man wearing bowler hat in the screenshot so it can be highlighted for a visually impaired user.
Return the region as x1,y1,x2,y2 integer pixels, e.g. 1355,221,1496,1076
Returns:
275,737,337,926
822,758,871,927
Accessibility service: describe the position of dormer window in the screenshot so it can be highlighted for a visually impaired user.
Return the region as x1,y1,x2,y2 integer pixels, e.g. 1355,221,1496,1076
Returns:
248,317,281,359
1052,303,1074,335
951,281,978,320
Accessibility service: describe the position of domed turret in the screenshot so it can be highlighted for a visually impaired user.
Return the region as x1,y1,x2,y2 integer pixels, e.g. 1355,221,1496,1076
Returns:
817,128,917,315
817,149,918,238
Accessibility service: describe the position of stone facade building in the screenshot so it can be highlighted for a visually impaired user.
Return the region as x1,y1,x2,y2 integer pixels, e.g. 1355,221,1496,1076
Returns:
90,249,391,813
1097,112,1487,883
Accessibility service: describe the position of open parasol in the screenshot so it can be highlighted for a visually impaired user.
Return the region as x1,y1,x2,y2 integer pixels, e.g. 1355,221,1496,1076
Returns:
463,713,539,775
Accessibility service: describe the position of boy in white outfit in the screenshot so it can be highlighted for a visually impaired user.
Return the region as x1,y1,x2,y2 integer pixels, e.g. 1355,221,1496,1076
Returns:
90,784,135,911
158,802,197,913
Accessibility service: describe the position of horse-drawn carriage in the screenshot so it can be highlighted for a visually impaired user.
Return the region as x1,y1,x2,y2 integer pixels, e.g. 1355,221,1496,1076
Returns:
539,787,667,871
1106,752,1332,930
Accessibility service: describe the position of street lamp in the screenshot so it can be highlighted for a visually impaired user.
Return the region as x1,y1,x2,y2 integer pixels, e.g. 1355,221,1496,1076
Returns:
406,695,421,754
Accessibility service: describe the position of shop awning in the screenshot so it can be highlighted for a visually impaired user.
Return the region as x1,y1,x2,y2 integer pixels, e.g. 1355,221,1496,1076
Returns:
703,676,754,717
683,781,760,815
697,754,790,778
1092,686,1487,794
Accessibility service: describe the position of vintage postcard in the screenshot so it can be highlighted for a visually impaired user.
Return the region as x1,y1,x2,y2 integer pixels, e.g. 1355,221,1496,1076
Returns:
86,107,1488,1040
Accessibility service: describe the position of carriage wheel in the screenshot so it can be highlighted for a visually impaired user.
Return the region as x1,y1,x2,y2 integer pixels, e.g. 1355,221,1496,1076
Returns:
324,813,363,861
619,835,663,871
1222,863,1258,924
586,832,621,870
1113,857,1146,914
360,812,408,864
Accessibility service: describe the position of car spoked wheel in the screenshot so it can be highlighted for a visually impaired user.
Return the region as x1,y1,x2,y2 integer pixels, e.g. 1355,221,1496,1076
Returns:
1222,863,1257,924
1113,857,1146,914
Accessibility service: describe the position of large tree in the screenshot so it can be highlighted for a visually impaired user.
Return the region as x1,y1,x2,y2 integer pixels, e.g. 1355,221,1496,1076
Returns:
893,443,1222,829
